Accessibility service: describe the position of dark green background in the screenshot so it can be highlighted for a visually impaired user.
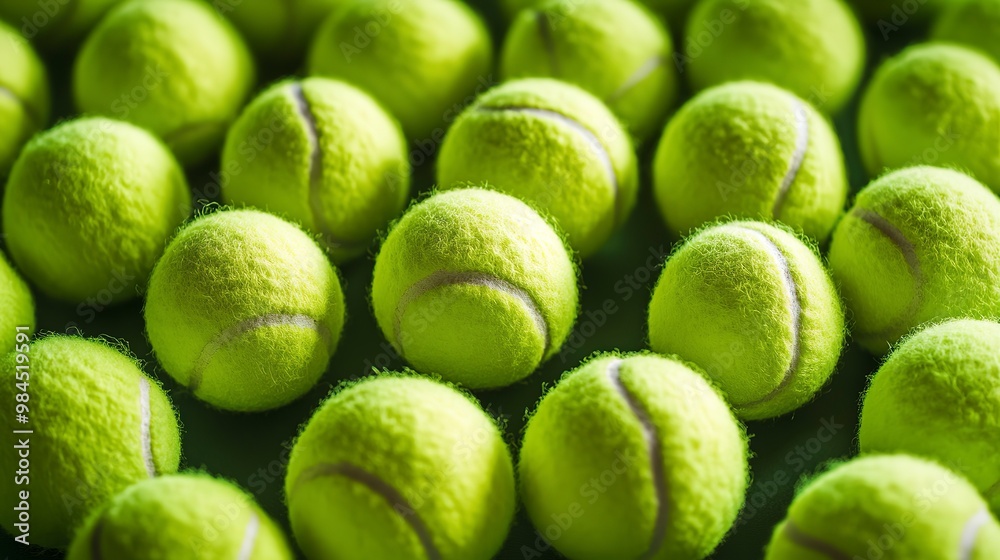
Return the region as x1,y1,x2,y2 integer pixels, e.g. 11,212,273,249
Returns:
1,1,934,558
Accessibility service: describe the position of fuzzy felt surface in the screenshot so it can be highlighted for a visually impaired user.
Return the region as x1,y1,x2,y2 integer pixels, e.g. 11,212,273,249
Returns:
0,336,181,549
828,166,1000,354
648,221,845,420
67,473,292,560
221,77,410,263
860,319,1000,514
686,0,865,114
307,0,493,141
932,0,1000,65
519,352,748,560
2,118,191,304
371,188,578,389
501,0,677,143
144,209,345,412
73,0,255,166
436,78,639,257
0,21,49,176
0,251,33,355
765,455,1000,559
858,43,1000,194
653,81,848,242
285,375,516,560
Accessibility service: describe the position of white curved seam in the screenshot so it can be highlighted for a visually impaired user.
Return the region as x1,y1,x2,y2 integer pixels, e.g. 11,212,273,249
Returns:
606,360,668,559
959,508,991,560
773,98,809,219
290,83,362,251
187,314,332,392
393,271,548,357
853,208,923,339
477,105,620,219
236,512,260,560
783,520,851,560
292,462,442,560
607,55,667,103
139,377,156,477
732,227,802,410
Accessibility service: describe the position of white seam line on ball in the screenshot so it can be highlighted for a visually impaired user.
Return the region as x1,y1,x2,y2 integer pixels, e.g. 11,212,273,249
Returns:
959,508,991,560
293,462,442,560
290,82,360,252
187,314,332,392
606,359,668,560
236,512,260,560
393,270,549,358
477,106,620,221
139,376,156,477
853,208,923,339
783,520,851,560
607,55,667,103
732,227,802,410
534,10,560,76
772,98,809,219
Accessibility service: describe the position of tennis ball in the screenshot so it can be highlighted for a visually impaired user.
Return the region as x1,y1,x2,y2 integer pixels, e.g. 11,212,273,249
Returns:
0,251,33,355
214,0,339,61
501,0,695,31
648,221,845,420
0,336,181,549
437,78,639,257
371,188,578,389
828,166,1000,354
2,117,191,304
500,0,678,143
0,20,49,177
859,43,1000,192
653,81,848,241
0,0,124,48
221,77,410,263
932,0,1000,63
73,0,255,166
67,473,293,559
765,455,1000,559
685,0,865,114
285,375,516,560
308,0,493,141
520,352,748,560
859,319,1000,513
145,209,345,412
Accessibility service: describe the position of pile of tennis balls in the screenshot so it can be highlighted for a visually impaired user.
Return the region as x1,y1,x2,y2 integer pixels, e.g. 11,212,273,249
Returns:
1,0,1000,557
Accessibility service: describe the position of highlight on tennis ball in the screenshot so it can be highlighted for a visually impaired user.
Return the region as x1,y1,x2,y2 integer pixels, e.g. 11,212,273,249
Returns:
0,20,49,178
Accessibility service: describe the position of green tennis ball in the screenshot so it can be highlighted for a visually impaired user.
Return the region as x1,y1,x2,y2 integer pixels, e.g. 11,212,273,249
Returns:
221,77,410,263
0,20,49,177
144,209,346,412
437,78,639,257
859,43,1000,193
765,455,1000,559
500,0,678,144
0,0,124,48
685,0,865,114
2,117,191,304
0,251,33,355
213,0,339,61
648,221,844,420
501,0,695,31
67,473,293,559
932,0,1000,63
73,0,255,166
828,166,1000,354
285,375,516,560
308,0,493,141
859,319,1000,513
371,188,578,389
0,336,181,549
520,352,748,560
653,81,848,241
